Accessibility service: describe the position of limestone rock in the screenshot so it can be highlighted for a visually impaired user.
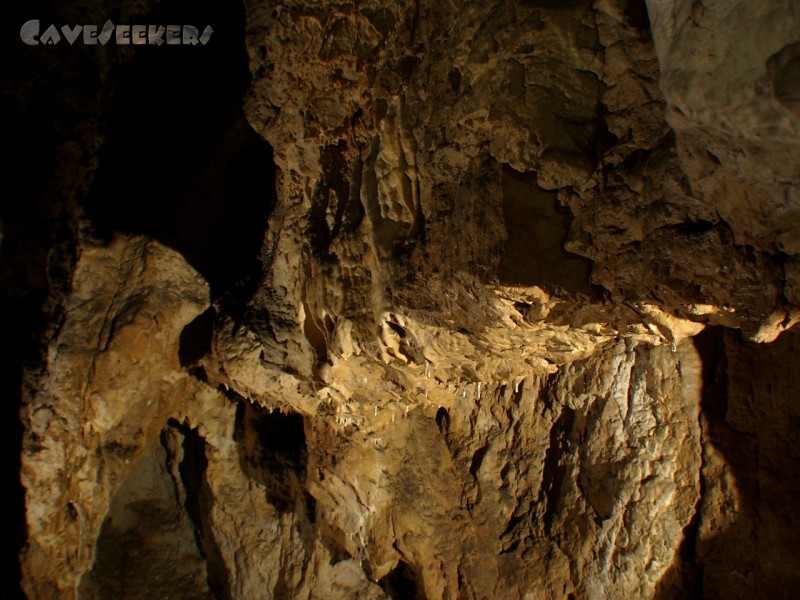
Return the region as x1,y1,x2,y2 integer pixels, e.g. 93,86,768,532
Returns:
11,0,800,598
21,237,210,597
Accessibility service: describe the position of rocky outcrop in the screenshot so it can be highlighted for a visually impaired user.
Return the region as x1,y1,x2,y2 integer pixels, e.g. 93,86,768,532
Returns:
9,0,800,598
21,238,210,596
22,234,705,598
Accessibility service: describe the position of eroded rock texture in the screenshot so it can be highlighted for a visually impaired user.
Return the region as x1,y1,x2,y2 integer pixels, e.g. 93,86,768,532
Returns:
7,0,800,598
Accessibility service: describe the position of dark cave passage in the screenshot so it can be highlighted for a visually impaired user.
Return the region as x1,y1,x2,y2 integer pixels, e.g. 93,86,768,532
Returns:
234,402,315,519
179,307,216,369
233,402,319,598
81,0,277,310
173,421,232,600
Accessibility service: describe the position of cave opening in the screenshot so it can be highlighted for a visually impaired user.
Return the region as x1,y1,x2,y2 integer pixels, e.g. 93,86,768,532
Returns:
379,560,421,600
623,0,652,33
3,2,71,594
234,402,315,519
435,406,450,435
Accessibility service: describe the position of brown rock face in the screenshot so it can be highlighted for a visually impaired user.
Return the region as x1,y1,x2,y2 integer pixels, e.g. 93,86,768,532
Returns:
6,0,800,598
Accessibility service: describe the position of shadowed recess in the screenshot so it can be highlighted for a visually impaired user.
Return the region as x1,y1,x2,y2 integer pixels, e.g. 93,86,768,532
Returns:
172,420,232,600
655,327,800,597
179,307,216,368
379,560,422,600
79,430,214,599
234,402,315,518
498,166,593,294
2,2,70,594
82,0,277,307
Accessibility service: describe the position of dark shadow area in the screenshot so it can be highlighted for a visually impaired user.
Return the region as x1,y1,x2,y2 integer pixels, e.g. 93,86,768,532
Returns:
79,430,214,599
768,42,800,120
379,560,422,600
307,141,365,258
655,327,800,599
171,420,231,600
317,520,353,567
435,407,450,435
541,406,575,536
81,0,277,310
623,0,652,33
233,402,314,518
520,0,590,9
0,102,51,597
652,327,724,599
179,307,216,368
2,2,88,596
233,402,318,598
2,0,276,595
497,166,594,295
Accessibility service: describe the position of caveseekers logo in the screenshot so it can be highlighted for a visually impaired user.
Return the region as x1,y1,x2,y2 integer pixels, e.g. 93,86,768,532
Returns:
20,19,214,46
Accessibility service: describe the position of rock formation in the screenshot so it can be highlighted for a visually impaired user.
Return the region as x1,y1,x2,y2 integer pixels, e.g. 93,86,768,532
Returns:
4,0,799,598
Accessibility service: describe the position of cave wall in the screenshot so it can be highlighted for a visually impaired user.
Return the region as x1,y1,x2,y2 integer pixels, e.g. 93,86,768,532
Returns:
5,0,800,598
